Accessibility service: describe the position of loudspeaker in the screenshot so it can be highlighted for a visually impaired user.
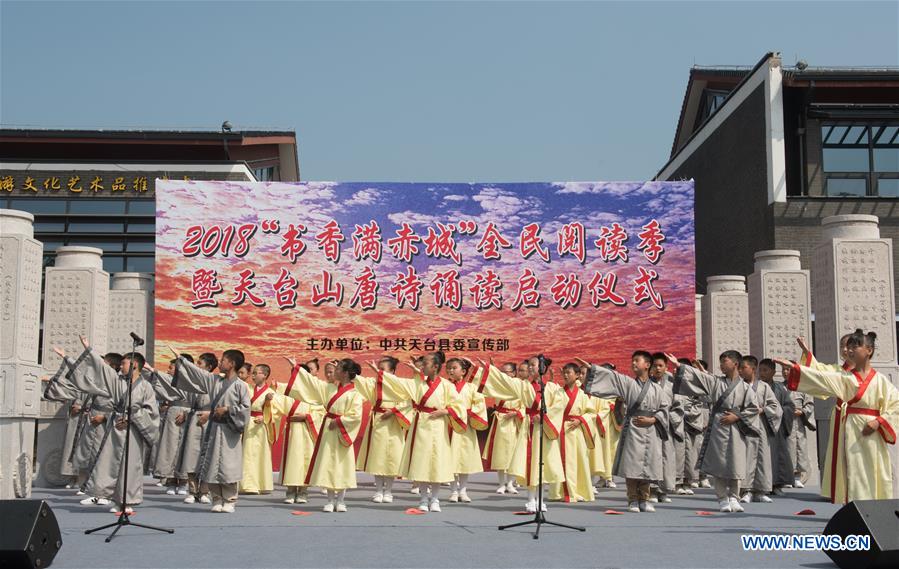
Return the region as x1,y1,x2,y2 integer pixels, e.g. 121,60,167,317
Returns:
0,500,62,568
823,499,899,569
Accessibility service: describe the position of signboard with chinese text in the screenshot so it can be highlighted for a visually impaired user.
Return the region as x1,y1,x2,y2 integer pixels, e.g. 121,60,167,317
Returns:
0,170,249,198
154,180,695,376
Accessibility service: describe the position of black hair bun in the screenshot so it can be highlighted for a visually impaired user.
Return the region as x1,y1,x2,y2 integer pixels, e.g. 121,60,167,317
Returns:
434,351,446,365
867,331,878,341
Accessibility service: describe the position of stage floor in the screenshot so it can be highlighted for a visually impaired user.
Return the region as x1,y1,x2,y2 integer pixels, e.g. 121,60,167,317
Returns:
34,472,841,569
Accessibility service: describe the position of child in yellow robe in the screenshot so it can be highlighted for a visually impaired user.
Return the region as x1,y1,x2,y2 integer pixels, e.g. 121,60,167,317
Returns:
270,367,323,504
776,329,899,503
471,356,566,513
353,356,411,504
363,352,467,513
446,358,488,503
795,334,852,497
279,358,365,513
586,364,621,489
482,362,526,494
549,365,596,502
239,364,280,495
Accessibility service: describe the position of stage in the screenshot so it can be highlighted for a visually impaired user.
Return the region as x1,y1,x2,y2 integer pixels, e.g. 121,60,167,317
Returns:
35,473,841,569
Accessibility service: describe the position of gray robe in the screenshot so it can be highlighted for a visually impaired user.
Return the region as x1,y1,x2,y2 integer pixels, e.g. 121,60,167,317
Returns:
173,358,250,485
69,348,160,504
787,388,815,478
674,365,760,480
770,381,796,487
681,395,708,483
147,371,188,479
587,365,669,481
42,359,87,477
653,373,683,492
744,379,782,493
175,390,212,479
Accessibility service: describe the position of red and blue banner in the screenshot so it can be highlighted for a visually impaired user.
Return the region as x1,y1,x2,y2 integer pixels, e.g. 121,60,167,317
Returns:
154,180,695,374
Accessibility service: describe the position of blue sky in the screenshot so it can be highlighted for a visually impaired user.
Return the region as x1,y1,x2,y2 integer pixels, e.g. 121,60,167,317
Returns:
2,1,897,181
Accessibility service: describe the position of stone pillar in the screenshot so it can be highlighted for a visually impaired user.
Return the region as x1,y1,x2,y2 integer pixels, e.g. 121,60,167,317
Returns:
811,214,898,496
748,250,812,359
108,272,154,363
0,209,43,499
748,249,819,485
694,294,704,362
701,276,750,364
35,246,109,488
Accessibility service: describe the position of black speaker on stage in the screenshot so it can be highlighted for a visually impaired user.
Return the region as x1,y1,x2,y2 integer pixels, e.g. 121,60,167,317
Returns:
0,500,62,568
823,499,899,569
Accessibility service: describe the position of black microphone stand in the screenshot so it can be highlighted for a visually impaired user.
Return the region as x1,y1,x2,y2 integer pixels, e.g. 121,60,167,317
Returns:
499,361,585,539
85,333,174,542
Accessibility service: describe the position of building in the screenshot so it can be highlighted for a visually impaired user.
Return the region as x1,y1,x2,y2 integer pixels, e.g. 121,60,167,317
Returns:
656,52,899,316
0,128,300,272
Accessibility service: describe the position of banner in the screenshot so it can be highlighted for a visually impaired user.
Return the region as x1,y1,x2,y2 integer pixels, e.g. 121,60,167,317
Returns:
154,181,695,375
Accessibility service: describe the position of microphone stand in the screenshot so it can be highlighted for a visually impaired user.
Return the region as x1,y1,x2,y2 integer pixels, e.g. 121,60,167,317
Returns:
85,334,174,542
498,367,585,539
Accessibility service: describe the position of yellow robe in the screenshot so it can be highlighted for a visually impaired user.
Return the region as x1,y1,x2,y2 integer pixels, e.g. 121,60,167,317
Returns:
482,398,526,472
787,363,899,502
271,392,323,488
585,395,611,478
239,384,281,494
549,386,596,502
472,365,566,486
372,371,467,483
799,351,851,496
281,366,364,490
353,371,412,477
450,379,488,475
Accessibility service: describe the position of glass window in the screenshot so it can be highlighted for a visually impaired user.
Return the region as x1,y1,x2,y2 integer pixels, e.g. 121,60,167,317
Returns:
126,256,155,273
874,126,898,145
823,125,848,144
877,178,899,198
127,200,156,215
41,240,65,253
825,178,867,197
68,200,126,214
67,222,124,233
33,222,65,232
822,148,870,172
843,126,868,145
69,240,123,252
9,198,66,214
874,148,899,172
126,222,156,233
126,240,155,252
103,256,125,273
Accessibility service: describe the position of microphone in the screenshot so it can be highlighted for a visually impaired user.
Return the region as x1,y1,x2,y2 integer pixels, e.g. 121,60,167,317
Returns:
129,332,145,347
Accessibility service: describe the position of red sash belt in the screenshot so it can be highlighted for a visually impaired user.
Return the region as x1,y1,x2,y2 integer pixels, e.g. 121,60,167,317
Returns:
250,411,264,417
494,407,522,419
845,407,879,417
413,403,437,413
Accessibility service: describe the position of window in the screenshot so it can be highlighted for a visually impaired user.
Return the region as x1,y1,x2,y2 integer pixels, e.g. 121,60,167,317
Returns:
69,200,126,214
126,256,155,273
253,166,276,181
68,222,124,233
103,256,125,273
126,222,155,233
9,198,66,214
126,240,155,252
697,89,730,124
822,122,899,197
127,200,156,215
